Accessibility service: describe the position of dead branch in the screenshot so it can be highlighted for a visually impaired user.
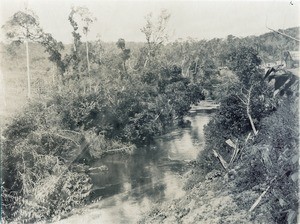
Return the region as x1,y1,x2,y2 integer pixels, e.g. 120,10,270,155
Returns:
53,133,80,146
212,149,228,170
245,132,252,143
249,176,277,212
249,185,271,212
105,146,135,153
267,27,300,42
236,95,247,105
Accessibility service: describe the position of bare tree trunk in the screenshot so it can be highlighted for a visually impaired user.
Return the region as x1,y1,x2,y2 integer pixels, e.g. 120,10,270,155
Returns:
194,59,198,79
86,39,90,72
144,43,152,68
25,40,31,98
181,57,186,76
246,86,258,136
186,64,191,78
247,103,258,136
52,64,56,85
85,35,91,91
123,61,127,75
237,85,258,136
144,58,149,68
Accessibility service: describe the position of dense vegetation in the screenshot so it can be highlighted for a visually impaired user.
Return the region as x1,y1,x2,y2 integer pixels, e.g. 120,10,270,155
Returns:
198,45,299,223
1,9,205,223
1,6,299,224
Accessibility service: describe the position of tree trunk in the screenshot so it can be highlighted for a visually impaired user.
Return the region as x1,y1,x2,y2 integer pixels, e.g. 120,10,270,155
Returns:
181,57,186,76
123,61,127,75
85,35,91,91
86,39,90,72
25,40,31,98
144,44,151,68
246,86,258,136
52,64,56,85
247,106,258,136
144,58,149,68
186,64,191,78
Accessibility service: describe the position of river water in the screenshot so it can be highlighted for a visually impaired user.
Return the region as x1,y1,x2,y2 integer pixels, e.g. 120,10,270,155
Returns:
56,112,211,224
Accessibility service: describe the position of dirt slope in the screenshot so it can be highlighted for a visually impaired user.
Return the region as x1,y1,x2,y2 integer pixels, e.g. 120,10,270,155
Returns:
139,169,273,224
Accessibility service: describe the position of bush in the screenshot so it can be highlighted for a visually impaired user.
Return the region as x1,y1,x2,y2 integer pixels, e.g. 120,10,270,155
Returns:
2,130,92,223
237,98,299,223
197,45,298,223
198,46,275,172
1,100,93,223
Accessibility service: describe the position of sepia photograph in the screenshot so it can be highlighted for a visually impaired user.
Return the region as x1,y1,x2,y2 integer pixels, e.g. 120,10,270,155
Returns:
0,0,299,223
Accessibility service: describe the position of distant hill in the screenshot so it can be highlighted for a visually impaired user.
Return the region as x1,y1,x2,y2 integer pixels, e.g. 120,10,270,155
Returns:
1,26,299,69
254,27,299,63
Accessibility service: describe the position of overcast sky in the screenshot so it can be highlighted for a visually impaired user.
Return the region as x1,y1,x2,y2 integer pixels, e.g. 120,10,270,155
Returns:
0,0,299,43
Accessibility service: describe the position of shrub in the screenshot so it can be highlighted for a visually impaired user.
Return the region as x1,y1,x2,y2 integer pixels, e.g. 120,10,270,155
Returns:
236,98,299,223
1,100,93,223
2,131,92,223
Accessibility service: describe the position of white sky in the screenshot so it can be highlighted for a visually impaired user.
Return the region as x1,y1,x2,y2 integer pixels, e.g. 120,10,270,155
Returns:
0,0,299,43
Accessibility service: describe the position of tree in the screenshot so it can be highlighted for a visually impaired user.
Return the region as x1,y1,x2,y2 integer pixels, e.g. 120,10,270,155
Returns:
116,38,131,76
69,6,96,73
227,46,266,135
39,32,66,84
3,9,43,98
140,10,170,68
201,46,276,172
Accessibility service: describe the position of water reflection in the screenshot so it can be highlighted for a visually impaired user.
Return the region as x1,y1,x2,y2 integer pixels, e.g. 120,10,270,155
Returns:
56,113,211,224
156,114,211,161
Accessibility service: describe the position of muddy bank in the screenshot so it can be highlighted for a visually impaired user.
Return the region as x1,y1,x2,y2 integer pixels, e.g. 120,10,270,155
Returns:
139,168,272,224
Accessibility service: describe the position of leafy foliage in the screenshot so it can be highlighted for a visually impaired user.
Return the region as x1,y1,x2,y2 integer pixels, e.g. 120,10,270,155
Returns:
2,13,205,220
1,102,92,223
199,46,274,169
237,99,299,223
2,10,42,42
140,10,171,68
198,44,299,223
2,5,299,223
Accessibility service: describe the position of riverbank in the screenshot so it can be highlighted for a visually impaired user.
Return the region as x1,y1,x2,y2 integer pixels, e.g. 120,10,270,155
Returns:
139,167,272,224
55,162,273,224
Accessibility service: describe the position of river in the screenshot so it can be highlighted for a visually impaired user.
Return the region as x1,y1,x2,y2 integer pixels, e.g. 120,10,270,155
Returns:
55,111,212,224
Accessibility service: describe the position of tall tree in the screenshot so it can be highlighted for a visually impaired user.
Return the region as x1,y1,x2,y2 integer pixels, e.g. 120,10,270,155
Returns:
69,6,96,73
3,9,43,98
140,10,170,68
